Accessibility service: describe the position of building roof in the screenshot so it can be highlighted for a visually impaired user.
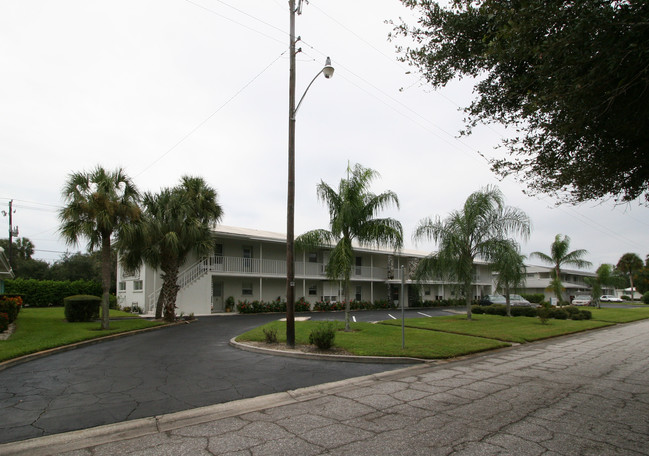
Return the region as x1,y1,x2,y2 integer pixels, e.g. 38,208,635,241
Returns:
525,264,596,277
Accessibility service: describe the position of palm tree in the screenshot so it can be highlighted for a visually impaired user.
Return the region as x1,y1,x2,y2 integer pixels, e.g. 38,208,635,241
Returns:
491,240,527,317
616,253,643,300
296,163,403,331
531,234,592,304
59,166,140,330
585,264,624,308
413,185,531,320
118,176,222,321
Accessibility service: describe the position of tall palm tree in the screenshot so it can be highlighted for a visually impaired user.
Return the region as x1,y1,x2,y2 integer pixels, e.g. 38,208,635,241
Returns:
531,234,592,304
296,163,403,331
413,185,531,320
118,176,222,321
59,166,140,330
585,263,624,308
491,240,527,317
616,253,643,300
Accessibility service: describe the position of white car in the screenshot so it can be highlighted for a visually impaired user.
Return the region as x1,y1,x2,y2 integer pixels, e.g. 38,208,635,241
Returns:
600,295,623,302
572,295,592,306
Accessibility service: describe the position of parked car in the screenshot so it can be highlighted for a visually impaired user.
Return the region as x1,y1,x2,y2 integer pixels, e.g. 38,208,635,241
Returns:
479,295,507,306
600,295,623,302
508,294,532,307
572,295,592,306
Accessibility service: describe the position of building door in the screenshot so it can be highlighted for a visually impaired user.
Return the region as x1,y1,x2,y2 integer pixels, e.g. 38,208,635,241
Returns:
211,277,224,313
242,246,252,272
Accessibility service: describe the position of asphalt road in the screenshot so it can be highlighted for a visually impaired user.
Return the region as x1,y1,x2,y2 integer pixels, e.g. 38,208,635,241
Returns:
0,310,448,444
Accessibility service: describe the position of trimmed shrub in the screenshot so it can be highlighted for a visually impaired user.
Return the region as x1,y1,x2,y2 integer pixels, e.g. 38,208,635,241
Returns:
64,295,101,322
538,305,551,324
471,305,485,314
484,304,507,316
511,306,538,317
5,278,102,307
621,295,631,301
521,293,545,304
0,295,22,323
550,308,568,320
0,312,8,333
308,322,336,350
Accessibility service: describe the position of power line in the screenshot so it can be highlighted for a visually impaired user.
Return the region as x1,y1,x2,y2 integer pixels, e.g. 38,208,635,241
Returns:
135,49,288,177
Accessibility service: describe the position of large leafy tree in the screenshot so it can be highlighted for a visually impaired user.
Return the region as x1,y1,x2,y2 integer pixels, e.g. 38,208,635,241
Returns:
59,166,140,329
491,240,526,317
296,163,403,331
531,234,592,304
616,253,643,300
413,185,531,319
119,176,223,321
393,0,649,203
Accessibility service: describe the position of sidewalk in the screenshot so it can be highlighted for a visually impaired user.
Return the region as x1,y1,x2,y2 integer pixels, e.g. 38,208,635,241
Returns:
2,319,648,456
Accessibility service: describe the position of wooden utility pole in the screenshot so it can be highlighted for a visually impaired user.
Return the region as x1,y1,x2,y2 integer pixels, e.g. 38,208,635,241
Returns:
286,0,298,348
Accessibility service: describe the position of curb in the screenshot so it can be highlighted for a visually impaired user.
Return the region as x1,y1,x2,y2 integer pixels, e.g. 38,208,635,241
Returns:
229,337,429,364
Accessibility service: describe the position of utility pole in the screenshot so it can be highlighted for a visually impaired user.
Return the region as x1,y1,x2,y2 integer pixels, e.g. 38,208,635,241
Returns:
286,0,298,348
7,200,14,269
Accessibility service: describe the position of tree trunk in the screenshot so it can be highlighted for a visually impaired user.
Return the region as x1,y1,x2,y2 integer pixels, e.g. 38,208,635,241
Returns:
505,284,511,317
100,234,112,330
465,281,472,320
161,258,180,322
343,278,351,331
629,274,635,301
155,290,164,320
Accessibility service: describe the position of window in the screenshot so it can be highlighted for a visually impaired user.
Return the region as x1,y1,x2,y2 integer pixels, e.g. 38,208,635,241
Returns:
355,256,362,275
308,285,317,296
355,286,362,301
133,280,143,291
243,246,252,271
118,281,126,292
242,281,253,296
214,243,223,256
308,252,317,263
424,287,431,296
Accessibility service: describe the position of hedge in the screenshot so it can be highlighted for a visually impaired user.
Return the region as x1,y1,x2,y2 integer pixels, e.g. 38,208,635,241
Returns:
64,295,101,322
471,304,591,320
4,278,102,307
236,298,311,314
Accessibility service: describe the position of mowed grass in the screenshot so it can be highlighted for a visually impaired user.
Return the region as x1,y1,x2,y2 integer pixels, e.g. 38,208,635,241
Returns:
236,320,510,359
0,307,164,362
380,314,613,343
589,306,649,323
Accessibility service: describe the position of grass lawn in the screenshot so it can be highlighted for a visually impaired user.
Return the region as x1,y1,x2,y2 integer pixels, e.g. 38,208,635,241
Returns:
379,314,613,343
0,307,164,362
236,320,510,359
589,306,649,323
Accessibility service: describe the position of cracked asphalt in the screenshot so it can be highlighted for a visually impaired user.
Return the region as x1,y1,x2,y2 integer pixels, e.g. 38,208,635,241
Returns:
0,312,417,445
2,313,649,455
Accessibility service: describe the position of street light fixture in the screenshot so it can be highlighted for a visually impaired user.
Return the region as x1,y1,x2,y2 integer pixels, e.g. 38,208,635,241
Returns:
286,0,334,348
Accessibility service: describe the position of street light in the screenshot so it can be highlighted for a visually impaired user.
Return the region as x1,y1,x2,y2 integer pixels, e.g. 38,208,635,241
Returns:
286,0,334,348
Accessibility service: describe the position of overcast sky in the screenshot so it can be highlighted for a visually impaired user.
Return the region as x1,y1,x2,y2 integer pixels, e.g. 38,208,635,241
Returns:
1,0,647,271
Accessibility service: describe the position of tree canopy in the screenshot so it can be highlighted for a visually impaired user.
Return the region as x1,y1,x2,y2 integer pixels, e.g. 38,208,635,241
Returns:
394,0,649,204
413,185,531,319
296,163,403,330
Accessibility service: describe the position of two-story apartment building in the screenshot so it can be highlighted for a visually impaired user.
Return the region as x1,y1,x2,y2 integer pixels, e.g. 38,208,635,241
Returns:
117,225,495,316
520,265,597,301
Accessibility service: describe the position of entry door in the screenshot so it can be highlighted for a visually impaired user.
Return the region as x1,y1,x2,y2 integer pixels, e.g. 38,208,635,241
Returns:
211,277,224,313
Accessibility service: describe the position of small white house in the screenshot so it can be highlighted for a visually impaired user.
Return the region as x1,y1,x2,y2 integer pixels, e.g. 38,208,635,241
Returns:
116,225,496,316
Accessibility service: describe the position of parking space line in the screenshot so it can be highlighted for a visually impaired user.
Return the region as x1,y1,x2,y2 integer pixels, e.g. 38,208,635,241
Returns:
417,312,432,317
387,314,397,320
352,316,356,322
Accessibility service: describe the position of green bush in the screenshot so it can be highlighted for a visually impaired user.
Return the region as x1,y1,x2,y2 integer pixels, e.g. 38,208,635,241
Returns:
511,306,538,317
0,312,8,333
521,293,545,304
538,305,551,324
263,327,278,344
550,308,568,320
0,296,22,323
471,305,485,314
64,295,101,322
642,292,649,305
5,278,102,307
308,322,336,350
621,295,631,301
484,304,507,316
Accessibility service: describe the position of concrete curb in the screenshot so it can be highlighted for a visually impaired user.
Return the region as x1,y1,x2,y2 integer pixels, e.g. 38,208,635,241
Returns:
229,337,430,364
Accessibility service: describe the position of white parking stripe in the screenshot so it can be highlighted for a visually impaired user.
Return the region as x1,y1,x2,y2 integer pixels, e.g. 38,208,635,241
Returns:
352,316,357,322
418,312,432,317
387,314,397,320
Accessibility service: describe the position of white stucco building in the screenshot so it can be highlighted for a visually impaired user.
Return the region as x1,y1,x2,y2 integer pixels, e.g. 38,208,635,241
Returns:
117,226,496,316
